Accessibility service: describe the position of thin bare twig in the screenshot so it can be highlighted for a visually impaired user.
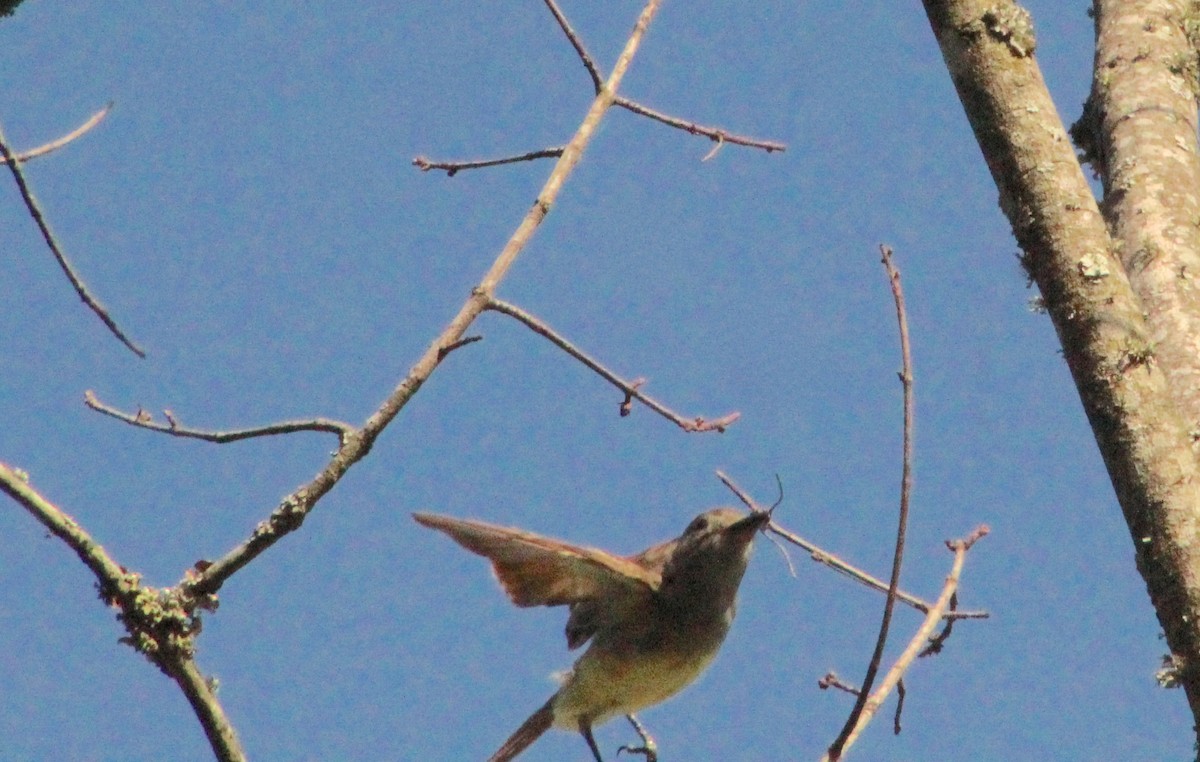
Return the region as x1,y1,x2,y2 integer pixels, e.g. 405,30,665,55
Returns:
827,245,915,761
437,334,483,359
822,526,988,760
414,2,784,178
485,296,739,433
184,0,668,599
0,117,145,357
84,390,355,445
543,0,602,91
714,470,988,620
412,147,565,176
0,103,111,164
614,96,787,154
547,1,784,154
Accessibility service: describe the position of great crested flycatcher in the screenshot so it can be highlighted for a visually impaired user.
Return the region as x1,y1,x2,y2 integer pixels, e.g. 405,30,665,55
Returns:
413,507,769,761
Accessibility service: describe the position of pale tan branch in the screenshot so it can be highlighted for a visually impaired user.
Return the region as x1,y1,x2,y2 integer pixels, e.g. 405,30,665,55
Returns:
168,659,246,762
1082,0,1200,424
0,462,243,761
0,103,111,163
183,0,667,598
0,461,128,594
822,527,987,761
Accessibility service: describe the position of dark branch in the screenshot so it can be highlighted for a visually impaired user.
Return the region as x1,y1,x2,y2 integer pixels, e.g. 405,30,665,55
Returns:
0,116,145,357
413,147,565,176
543,0,602,91
485,296,739,433
827,245,917,760
615,96,787,155
437,334,483,359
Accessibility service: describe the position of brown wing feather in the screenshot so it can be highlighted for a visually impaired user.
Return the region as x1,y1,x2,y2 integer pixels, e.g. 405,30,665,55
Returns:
413,513,660,608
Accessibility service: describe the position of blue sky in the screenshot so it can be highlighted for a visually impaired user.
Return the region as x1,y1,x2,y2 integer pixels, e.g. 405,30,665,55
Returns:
0,2,1188,760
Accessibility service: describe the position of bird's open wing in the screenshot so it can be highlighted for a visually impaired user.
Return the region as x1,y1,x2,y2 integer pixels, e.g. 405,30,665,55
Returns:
413,513,661,611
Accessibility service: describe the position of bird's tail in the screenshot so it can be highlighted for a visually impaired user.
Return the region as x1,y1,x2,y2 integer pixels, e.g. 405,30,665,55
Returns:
488,698,555,762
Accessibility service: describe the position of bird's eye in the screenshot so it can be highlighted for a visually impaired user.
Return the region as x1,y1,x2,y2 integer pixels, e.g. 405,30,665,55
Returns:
687,515,709,533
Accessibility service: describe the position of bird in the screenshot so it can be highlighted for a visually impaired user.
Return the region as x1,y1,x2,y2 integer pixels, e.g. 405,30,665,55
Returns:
413,506,770,761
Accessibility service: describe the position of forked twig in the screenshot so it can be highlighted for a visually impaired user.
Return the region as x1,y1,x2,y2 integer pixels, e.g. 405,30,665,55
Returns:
0,116,145,357
822,527,989,760
183,0,669,599
414,0,784,175
485,296,739,433
0,462,245,761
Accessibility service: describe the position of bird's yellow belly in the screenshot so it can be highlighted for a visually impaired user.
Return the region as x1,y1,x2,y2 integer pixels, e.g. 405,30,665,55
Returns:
551,639,722,728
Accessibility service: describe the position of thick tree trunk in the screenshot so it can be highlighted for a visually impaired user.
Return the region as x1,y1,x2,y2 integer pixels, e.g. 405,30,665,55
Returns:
922,0,1200,737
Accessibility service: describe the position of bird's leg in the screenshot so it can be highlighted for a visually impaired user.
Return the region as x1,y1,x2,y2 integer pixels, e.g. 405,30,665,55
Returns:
616,714,658,762
580,722,605,762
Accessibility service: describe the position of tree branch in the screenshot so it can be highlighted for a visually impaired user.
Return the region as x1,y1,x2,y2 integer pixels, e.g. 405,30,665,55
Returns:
0,103,111,164
822,527,988,760
414,1,784,176
412,147,565,176
184,0,668,598
84,390,354,445
715,469,987,620
614,96,787,155
168,659,246,762
484,296,739,433
543,0,603,91
0,462,244,760
827,246,916,761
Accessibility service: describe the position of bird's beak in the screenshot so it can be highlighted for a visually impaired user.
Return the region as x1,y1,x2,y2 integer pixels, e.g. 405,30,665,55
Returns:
729,510,772,537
